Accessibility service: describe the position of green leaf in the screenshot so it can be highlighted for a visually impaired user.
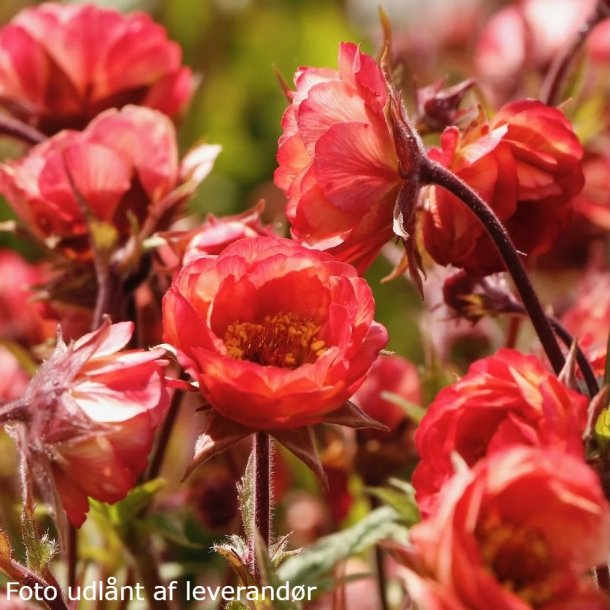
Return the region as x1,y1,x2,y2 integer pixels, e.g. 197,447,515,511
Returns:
135,514,203,548
237,452,255,539
367,480,420,526
107,478,166,525
225,603,249,610
380,391,426,423
277,506,403,587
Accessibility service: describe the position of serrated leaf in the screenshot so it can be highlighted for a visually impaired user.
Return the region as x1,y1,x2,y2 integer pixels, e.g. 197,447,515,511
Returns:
237,451,255,540
214,535,253,586
136,514,203,548
278,507,402,586
107,478,166,525
253,533,297,610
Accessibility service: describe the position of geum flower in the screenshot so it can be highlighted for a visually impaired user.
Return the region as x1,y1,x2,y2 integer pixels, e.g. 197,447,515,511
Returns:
0,319,169,527
0,105,220,265
275,42,402,273
0,2,193,134
412,349,588,516
392,446,610,610
422,100,584,276
162,236,388,482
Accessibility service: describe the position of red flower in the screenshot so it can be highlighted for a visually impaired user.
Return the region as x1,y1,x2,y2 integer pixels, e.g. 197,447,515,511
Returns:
162,235,387,430
397,447,610,610
352,354,421,434
412,349,587,516
0,106,220,262
4,319,169,526
275,42,400,272
0,2,193,133
562,271,610,376
422,100,584,275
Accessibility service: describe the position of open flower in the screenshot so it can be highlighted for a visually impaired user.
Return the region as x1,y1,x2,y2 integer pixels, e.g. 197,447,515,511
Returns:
412,349,587,516
1,319,169,526
0,2,193,134
397,447,610,610
0,105,220,263
422,100,584,275
163,235,387,431
275,42,400,272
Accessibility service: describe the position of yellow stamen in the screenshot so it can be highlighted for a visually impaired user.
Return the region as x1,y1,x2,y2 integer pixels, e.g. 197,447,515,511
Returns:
224,312,327,368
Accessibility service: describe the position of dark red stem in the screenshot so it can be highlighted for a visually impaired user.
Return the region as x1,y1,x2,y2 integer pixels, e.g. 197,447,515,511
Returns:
421,160,565,375
251,431,271,581
0,114,45,145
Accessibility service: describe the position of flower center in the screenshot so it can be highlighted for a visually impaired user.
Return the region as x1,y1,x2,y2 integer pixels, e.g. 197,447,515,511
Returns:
476,514,553,607
223,312,327,368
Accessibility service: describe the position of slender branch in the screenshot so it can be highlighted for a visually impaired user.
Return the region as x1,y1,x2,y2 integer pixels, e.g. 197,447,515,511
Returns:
370,497,389,610
146,384,185,481
541,0,610,105
421,160,565,375
251,431,271,582
0,114,45,145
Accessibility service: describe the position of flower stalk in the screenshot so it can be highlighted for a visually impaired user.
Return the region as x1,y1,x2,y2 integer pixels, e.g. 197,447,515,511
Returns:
420,160,566,376
251,431,271,582
0,114,46,145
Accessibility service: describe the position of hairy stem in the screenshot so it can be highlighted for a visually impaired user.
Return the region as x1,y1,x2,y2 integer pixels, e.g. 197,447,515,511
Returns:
251,431,271,582
541,0,610,105
422,160,565,375
146,384,185,481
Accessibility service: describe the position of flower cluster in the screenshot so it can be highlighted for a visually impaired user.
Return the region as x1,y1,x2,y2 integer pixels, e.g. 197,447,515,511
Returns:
0,1,608,609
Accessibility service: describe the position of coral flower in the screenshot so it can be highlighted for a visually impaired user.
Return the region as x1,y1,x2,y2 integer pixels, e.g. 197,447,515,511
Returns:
163,236,387,431
0,2,193,134
422,99,584,275
412,349,587,516
397,447,610,610
275,42,400,272
0,105,219,262
1,319,169,527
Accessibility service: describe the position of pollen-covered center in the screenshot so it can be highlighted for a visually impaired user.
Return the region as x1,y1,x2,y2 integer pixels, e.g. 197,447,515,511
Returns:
476,514,553,607
223,312,327,368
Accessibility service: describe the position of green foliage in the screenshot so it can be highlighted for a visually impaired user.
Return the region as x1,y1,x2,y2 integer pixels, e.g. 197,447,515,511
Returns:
367,479,421,526
277,506,403,588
